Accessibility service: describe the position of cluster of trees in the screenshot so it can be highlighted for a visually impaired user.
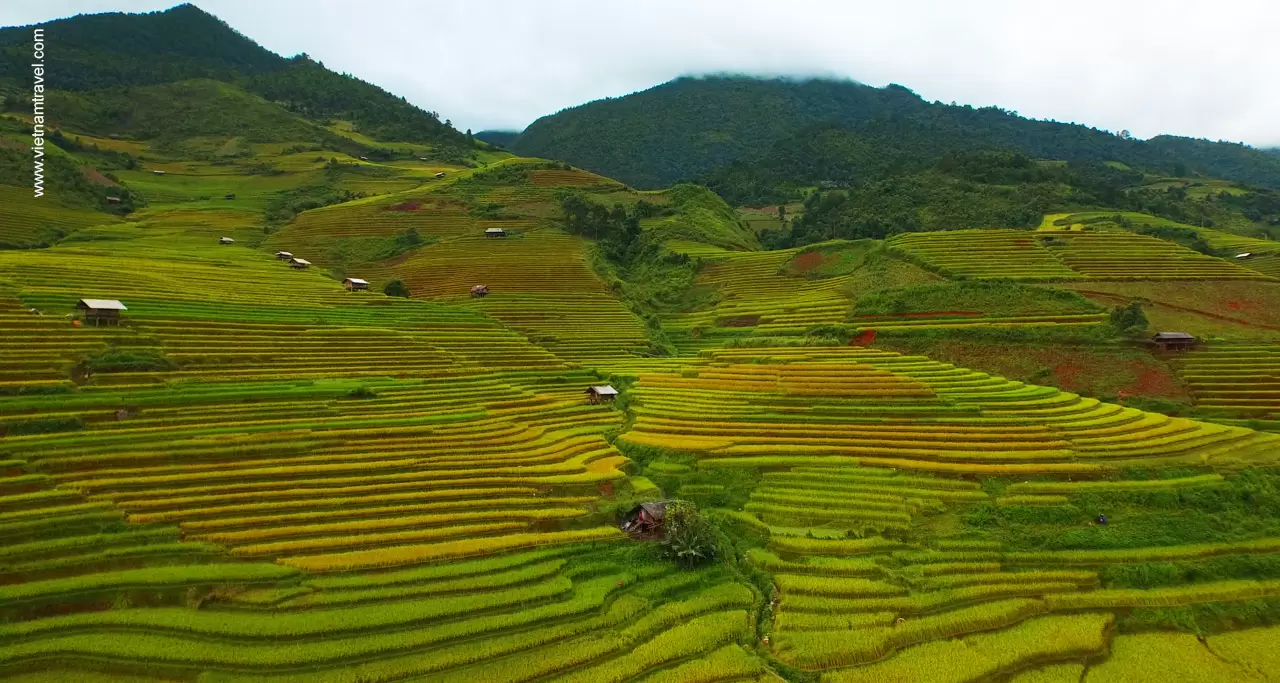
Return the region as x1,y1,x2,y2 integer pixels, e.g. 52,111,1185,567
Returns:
758,152,1069,247
263,183,366,224
758,148,1280,248
383,279,410,298
1109,301,1150,337
0,139,140,220
558,192,654,263
47,130,139,171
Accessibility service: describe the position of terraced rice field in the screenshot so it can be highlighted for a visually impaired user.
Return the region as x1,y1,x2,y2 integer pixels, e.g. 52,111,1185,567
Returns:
889,230,1083,280
1040,231,1271,280
663,249,854,337
0,215,774,680
1173,346,1280,419
6,133,1280,679
0,186,120,248
622,347,1280,473
890,228,1276,281
1241,252,1280,279
618,346,1280,680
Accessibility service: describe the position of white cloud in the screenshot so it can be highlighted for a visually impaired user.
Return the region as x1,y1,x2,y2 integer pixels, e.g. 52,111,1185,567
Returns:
4,0,1278,146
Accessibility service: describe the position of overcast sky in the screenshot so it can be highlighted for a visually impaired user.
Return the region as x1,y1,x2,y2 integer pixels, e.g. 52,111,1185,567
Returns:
4,0,1279,147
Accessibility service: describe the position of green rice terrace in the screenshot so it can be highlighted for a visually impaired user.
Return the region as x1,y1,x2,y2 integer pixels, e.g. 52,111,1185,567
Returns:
5,5,1280,681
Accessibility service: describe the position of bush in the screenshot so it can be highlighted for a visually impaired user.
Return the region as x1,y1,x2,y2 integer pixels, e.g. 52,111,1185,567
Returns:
82,348,176,373
383,279,410,298
659,501,720,568
1109,301,1149,337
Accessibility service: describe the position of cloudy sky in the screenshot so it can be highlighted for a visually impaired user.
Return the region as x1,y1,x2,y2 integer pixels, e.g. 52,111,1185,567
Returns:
4,0,1279,146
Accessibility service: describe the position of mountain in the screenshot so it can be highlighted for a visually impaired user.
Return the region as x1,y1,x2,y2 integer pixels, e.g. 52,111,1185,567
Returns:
474,130,522,148
505,75,1280,200
511,76,928,189
0,3,464,146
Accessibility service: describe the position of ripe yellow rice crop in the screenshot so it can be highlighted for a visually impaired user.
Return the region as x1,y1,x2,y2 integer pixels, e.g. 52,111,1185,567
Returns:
770,536,907,557
634,643,765,683
279,527,625,571
819,613,1112,683
1084,630,1252,683
773,575,907,598
1207,625,1280,677
1043,578,1280,609
775,598,1048,668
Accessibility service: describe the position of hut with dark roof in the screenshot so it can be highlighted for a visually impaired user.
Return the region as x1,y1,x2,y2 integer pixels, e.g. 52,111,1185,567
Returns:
1152,332,1196,351
619,501,671,539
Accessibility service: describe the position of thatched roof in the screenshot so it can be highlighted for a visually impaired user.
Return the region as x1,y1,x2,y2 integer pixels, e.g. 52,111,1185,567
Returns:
587,385,619,396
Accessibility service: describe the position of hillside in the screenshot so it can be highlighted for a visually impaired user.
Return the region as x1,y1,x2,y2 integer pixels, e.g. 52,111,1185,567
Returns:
506,75,1280,197
0,3,465,146
5,5,1280,683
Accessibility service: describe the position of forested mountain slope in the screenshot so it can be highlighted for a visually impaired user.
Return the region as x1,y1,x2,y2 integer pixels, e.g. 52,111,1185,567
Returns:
506,75,1280,197
0,3,464,145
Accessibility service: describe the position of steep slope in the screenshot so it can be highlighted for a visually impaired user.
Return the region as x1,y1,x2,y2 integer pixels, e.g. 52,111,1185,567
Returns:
0,3,464,146
507,75,1280,195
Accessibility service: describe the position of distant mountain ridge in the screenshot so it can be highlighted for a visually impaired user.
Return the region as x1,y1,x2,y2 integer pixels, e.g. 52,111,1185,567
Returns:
504,75,1280,201
474,131,521,149
0,3,464,146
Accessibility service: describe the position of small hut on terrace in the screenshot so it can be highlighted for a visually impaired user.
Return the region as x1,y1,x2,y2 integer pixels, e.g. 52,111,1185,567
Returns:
1236,252,1253,260
1152,331,1196,351
343,278,369,291
434,172,446,179
76,299,127,326
219,237,235,244
485,227,507,238
275,251,293,261
470,284,489,298
620,501,671,539
289,258,311,270
585,385,618,404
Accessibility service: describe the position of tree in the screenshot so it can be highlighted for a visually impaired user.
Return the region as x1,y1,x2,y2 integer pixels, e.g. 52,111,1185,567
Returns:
383,279,410,298
1109,301,1149,337
658,501,719,568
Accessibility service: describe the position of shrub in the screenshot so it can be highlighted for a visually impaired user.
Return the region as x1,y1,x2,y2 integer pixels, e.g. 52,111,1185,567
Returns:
383,279,411,298
1109,301,1149,337
82,348,176,373
659,501,719,568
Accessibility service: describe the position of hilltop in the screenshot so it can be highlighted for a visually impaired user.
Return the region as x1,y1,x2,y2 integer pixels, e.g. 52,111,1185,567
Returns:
0,3,465,146
502,75,1280,199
